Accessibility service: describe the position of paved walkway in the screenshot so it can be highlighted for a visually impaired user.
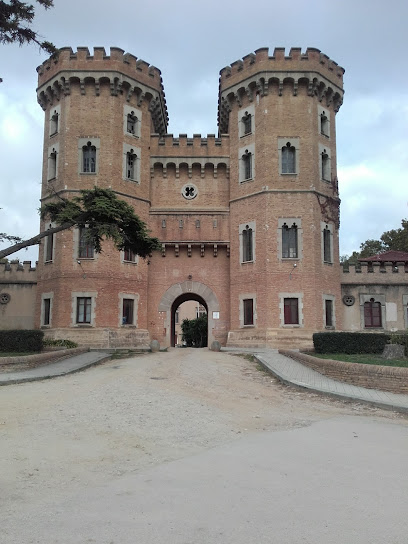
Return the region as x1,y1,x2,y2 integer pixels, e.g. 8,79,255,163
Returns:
0,351,111,386
1,347,408,414
224,347,408,414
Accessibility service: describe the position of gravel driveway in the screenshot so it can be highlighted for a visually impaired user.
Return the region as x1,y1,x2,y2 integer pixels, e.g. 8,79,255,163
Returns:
1,348,407,543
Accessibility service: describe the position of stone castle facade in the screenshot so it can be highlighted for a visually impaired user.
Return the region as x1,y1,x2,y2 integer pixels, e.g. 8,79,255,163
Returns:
1,46,405,347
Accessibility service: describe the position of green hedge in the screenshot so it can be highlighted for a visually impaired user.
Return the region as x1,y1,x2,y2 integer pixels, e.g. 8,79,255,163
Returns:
313,332,390,354
0,330,44,353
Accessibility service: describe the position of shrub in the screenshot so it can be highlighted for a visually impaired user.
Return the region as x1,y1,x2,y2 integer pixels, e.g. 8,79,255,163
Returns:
0,330,44,353
313,332,390,354
181,315,208,347
388,332,408,356
42,338,78,349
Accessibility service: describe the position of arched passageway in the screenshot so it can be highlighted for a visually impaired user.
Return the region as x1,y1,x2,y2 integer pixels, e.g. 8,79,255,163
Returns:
157,281,220,348
172,293,208,347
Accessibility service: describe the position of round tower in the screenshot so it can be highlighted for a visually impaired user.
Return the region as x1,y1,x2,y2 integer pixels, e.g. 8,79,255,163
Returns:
219,47,345,348
35,47,167,347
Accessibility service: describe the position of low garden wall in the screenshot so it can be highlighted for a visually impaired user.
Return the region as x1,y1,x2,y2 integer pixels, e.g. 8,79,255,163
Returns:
0,347,88,370
279,350,408,395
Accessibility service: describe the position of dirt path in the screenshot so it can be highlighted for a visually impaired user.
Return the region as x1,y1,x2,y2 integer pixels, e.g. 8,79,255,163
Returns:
1,348,405,517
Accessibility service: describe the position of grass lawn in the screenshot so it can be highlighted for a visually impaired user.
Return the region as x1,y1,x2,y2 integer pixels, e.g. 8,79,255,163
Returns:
0,352,39,357
312,353,408,368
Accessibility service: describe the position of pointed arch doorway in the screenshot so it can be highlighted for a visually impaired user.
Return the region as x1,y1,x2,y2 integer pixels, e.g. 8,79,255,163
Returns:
158,280,220,348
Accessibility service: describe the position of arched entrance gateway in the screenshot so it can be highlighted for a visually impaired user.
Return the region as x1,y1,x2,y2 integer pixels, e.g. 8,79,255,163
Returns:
158,281,220,348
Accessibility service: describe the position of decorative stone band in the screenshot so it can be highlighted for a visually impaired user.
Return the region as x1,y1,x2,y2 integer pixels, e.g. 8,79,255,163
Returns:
150,156,230,179
160,241,230,258
37,70,168,135
218,71,343,133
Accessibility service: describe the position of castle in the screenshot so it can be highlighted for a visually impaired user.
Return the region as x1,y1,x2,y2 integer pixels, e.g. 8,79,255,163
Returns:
1,47,407,347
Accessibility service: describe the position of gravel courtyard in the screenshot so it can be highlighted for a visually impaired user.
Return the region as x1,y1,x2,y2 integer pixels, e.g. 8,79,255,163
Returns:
1,348,407,543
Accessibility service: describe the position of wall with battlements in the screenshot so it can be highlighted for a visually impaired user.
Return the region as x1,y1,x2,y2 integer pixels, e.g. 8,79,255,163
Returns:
0,261,37,330
341,263,408,332
2,46,378,350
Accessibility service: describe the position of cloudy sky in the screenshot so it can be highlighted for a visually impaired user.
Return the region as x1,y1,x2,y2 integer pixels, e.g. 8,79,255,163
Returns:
1,0,407,263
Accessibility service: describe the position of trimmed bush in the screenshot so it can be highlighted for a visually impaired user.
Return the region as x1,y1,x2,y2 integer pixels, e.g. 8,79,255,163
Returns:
0,330,44,353
313,332,390,354
388,332,408,356
42,338,78,349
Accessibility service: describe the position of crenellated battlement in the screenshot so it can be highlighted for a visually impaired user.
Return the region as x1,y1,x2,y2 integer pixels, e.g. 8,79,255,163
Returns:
220,47,344,87
150,134,230,179
341,262,408,284
150,133,229,149
37,46,163,87
218,47,344,133
0,261,37,282
37,47,168,134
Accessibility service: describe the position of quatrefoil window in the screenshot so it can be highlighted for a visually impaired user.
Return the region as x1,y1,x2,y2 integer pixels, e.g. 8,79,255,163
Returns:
0,293,11,304
181,184,198,200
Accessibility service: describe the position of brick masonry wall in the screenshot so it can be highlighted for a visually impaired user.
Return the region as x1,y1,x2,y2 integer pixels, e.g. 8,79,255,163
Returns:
280,349,408,394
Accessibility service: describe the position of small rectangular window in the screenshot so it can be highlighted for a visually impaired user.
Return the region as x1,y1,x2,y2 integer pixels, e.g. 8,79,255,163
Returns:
196,220,200,228
77,297,92,324
284,298,299,325
243,113,252,135
325,299,333,327
243,299,254,325
43,298,51,326
162,219,166,228
122,299,134,325
123,248,136,262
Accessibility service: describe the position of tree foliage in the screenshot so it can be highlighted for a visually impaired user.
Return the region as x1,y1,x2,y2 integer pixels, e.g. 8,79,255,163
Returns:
342,219,408,266
181,315,208,348
0,188,161,260
0,0,56,58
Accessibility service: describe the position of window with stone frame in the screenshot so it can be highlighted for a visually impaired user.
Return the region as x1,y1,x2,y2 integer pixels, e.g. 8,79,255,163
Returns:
243,298,254,326
43,298,51,326
123,248,137,263
321,149,330,180
323,226,332,263
45,226,54,262
242,150,252,180
242,225,253,262
320,112,329,136
126,149,137,180
281,142,296,174
364,298,382,328
242,112,252,135
122,298,134,325
82,141,96,173
282,222,298,258
325,299,333,327
127,111,138,135
78,227,94,259
76,297,92,324
49,105,60,137
284,298,299,325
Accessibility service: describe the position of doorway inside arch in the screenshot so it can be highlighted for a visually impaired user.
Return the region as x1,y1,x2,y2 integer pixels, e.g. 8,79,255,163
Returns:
172,293,208,347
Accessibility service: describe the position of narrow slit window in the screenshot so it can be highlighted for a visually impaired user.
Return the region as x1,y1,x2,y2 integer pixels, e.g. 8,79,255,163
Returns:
127,112,137,135
323,226,331,263
127,149,137,180
242,150,252,180
242,225,253,262
243,298,254,325
243,112,252,135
